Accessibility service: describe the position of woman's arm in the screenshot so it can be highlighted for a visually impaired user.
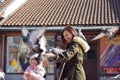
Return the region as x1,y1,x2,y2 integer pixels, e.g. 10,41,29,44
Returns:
58,42,80,61
45,43,81,62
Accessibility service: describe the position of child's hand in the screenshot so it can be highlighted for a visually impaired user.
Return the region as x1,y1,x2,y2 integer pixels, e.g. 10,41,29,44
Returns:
29,70,34,76
24,72,30,77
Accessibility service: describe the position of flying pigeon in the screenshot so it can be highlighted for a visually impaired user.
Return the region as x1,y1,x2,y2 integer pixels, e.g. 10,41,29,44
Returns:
21,27,46,53
90,26,119,41
78,29,87,41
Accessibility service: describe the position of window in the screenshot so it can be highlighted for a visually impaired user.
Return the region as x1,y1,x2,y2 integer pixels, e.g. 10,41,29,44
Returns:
6,36,30,73
46,36,55,49
5,35,56,74
46,35,56,74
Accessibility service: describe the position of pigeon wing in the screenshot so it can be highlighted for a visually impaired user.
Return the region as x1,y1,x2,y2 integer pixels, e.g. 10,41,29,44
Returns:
29,27,46,46
29,29,39,46
90,32,105,41
38,35,47,54
36,27,46,39
21,27,29,37
78,30,87,41
108,26,119,33
21,27,33,47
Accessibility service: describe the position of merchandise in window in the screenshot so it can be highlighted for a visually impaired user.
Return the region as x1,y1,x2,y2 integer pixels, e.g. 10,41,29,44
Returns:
6,36,30,73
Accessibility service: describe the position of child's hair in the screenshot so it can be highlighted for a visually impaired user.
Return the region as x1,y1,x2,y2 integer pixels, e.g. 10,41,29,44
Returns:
31,57,40,64
29,54,41,66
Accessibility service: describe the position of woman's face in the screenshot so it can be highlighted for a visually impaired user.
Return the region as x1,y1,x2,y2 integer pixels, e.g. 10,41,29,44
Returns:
63,30,73,43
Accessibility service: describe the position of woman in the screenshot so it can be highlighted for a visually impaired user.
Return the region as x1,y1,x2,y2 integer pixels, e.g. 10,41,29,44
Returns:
45,25,90,80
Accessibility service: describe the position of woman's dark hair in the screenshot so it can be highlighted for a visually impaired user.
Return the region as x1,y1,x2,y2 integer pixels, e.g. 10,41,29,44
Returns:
61,25,78,48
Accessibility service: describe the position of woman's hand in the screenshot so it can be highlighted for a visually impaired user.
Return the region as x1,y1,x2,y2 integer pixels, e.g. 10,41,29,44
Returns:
43,56,49,67
44,53,56,58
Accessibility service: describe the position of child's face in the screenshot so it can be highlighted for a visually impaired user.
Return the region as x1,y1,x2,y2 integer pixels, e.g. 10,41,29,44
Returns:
30,59,38,67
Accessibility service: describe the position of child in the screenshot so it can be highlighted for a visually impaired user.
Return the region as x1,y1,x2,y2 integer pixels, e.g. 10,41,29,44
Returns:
23,54,46,80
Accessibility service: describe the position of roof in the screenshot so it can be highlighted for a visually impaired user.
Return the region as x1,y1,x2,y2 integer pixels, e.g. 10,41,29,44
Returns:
0,0,12,9
0,0,120,26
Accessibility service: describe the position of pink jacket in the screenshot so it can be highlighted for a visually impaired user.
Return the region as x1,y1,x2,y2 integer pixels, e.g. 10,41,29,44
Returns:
24,54,46,80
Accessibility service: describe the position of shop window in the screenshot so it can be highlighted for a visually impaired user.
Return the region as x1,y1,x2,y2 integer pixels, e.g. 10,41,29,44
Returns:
46,35,56,74
5,35,56,74
46,36,55,50
6,36,31,73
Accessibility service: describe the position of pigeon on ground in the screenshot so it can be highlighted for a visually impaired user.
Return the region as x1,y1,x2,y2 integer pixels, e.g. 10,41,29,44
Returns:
90,26,119,41
21,27,46,53
0,71,5,80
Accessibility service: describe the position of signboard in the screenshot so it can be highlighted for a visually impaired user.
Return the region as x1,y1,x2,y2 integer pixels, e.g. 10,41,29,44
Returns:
100,36,120,75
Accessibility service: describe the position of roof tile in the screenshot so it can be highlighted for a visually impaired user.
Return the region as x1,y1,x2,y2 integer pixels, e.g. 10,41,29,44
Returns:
1,0,120,26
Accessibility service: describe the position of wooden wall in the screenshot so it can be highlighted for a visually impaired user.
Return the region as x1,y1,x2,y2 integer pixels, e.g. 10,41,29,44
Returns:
0,34,3,68
83,60,97,80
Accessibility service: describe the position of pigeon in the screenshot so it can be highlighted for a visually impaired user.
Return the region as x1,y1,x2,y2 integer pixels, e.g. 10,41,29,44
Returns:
112,74,120,79
90,26,119,41
50,48,65,58
0,71,5,80
21,27,46,53
78,29,87,41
